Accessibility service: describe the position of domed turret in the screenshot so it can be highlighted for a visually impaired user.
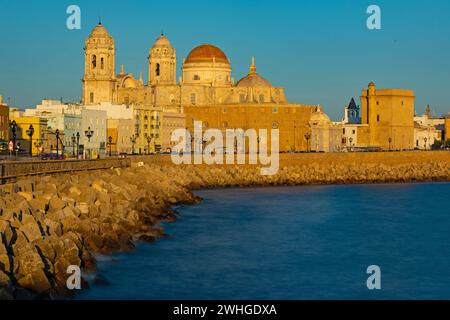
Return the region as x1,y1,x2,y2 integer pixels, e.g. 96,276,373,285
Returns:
236,56,272,88
148,34,177,86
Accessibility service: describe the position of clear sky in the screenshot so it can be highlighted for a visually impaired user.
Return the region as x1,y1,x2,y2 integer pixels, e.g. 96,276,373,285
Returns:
0,0,449,120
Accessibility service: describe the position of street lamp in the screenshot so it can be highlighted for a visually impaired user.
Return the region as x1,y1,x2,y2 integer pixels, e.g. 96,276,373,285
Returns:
76,132,80,159
388,137,392,151
55,129,60,157
145,134,152,155
26,124,34,157
107,136,113,157
424,137,428,151
84,127,94,159
349,137,353,151
9,120,17,158
71,134,77,157
304,132,311,152
130,134,138,155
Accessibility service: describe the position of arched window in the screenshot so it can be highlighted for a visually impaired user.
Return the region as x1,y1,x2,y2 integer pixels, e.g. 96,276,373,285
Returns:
259,94,265,103
101,57,104,69
156,63,161,76
92,55,97,69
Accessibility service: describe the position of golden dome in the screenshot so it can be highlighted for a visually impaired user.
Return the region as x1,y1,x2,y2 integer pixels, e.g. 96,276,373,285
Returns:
310,107,331,124
185,44,230,64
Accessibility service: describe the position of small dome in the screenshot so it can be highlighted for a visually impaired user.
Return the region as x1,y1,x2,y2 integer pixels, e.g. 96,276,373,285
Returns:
153,34,172,48
310,107,331,123
236,56,272,88
236,74,272,88
185,44,230,64
89,23,112,39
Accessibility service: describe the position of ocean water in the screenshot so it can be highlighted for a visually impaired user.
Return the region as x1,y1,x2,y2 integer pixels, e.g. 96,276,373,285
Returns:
76,183,450,300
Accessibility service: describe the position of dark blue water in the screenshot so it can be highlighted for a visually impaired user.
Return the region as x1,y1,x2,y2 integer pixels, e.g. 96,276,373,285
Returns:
77,183,450,300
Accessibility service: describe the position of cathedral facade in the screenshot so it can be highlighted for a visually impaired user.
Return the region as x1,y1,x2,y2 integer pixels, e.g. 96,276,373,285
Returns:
82,23,323,153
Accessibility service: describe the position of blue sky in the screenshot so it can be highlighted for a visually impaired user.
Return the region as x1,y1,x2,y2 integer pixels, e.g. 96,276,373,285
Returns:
0,0,449,120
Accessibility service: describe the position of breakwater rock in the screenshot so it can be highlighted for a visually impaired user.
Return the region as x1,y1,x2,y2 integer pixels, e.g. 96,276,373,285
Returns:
0,153,449,298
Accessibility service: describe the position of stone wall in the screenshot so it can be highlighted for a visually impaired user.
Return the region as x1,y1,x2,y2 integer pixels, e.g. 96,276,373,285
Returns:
0,158,131,184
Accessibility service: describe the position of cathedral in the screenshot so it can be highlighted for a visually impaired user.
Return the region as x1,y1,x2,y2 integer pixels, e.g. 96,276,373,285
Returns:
82,22,324,152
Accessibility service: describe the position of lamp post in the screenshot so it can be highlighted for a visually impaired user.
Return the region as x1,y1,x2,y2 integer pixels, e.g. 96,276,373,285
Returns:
10,120,17,159
26,124,34,157
424,137,428,151
84,127,94,159
130,134,138,155
107,136,113,157
304,132,311,153
76,132,80,159
71,134,77,157
145,135,152,154
349,137,353,152
55,129,60,157
388,137,392,151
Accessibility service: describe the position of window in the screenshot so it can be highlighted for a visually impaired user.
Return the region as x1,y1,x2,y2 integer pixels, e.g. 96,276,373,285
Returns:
259,95,265,103
272,108,278,114
377,115,380,122
239,94,246,103
193,75,200,81
190,93,197,105
156,63,161,76
352,130,356,134
343,128,346,134
92,55,97,69
101,57,104,69
90,92,94,103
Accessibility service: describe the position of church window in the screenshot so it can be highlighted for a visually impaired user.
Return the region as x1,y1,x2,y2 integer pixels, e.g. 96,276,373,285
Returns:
90,92,94,103
156,63,161,76
190,93,197,105
92,55,97,69
193,75,200,81
101,57,104,69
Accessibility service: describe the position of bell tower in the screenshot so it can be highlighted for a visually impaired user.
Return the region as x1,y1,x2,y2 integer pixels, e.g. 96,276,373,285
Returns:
82,22,116,105
148,34,177,86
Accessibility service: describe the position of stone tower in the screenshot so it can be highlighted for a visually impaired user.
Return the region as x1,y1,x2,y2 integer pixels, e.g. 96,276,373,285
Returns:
82,23,116,105
148,34,177,86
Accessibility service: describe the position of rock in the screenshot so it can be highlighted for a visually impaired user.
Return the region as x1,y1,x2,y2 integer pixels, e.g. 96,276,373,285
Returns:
91,180,108,193
44,219,63,237
49,196,66,210
19,221,44,242
69,186,82,196
0,254,11,273
76,202,90,215
17,268,52,294
17,192,33,201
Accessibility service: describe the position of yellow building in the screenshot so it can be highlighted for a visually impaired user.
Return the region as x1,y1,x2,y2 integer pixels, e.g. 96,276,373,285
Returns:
359,82,415,150
444,115,450,142
9,116,49,156
0,96,9,142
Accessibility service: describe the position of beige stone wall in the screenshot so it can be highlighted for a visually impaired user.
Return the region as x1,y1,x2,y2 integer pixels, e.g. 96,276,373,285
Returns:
185,104,315,152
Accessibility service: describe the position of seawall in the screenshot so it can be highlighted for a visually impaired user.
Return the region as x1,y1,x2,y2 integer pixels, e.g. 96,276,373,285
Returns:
0,151,449,299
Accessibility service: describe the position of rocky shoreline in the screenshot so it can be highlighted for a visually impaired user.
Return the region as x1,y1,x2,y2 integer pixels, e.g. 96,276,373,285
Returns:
1,157,449,299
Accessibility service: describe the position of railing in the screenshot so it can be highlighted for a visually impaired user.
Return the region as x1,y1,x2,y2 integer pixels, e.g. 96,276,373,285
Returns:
0,158,131,184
